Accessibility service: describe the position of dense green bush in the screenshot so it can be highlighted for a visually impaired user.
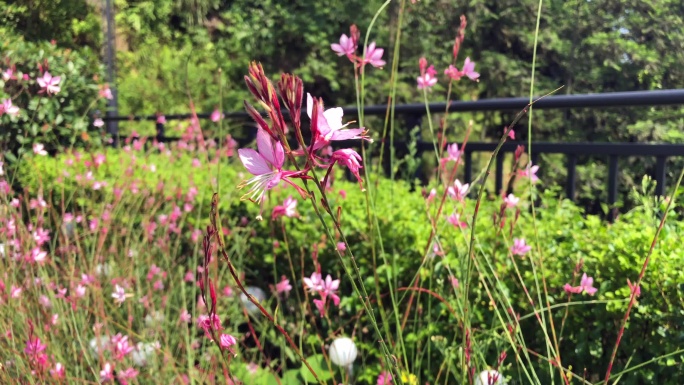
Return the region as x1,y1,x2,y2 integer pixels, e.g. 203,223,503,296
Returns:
16,149,684,383
0,32,106,159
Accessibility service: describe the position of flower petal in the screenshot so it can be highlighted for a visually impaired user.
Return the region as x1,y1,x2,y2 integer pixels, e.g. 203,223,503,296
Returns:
256,128,277,166
328,127,365,141
323,107,345,131
238,148,272,176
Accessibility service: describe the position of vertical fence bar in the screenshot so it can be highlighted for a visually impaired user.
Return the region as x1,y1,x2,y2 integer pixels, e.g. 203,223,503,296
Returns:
495,152,504,194
566,153,577,201
655,156,667,196
464,150,473,184
104,0,119,147
607,155,619,221
156,121,166,143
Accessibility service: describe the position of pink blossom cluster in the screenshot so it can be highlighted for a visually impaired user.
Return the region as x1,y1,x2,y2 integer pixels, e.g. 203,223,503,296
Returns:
331,25,385,68
237,63,371,219
304,271,341,316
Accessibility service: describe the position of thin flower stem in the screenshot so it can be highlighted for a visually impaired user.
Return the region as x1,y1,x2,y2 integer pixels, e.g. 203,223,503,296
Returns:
603,165,684,384
209,194,324,385
526,1,568,383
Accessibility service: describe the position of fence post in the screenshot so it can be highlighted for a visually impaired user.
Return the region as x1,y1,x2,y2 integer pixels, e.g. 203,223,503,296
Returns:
405,113,424,184
607,155,619,221
654,156,667,196
156,120,166,143
495,152,505,195
464,150,473,184
566,154,577,201
104,0,119,147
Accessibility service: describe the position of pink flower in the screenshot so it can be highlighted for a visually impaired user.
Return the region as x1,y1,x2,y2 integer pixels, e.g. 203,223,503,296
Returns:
29,247,47,264
447,213,468,229
111,333,135,360
33,143,48,156
377,370,393,385
10,285,22,298
508,129,515,140
74,285,86,298
313,298,326,314
94,118,104,127
441,143,461,167
310,274,340,314
33,228,50,245
331,34,356,57
1,99,20,117
39,295,52,308
220,334,237,350
503,193,519,208
237,129,307,213
519,164,539,183
147,265,162,281
564,273,598,296
211,109,224,122
112,285,128,305
444,57,480,81
331,149,364,186
363,42,385,68
2,68,15,81
117,367,139,385
627,279,641,297
50,363,65,379
450,277,460,289
100,363,115,383
99,85,113,100
197,314,222,336
510,238,531,256
426,188,437,203
81,274,95,286
304,272,323,293
37,71,61,94
271,196,298,219
275,276,292,295
337,242,346,251
447,179,469,202
307,94,370,150
180,309,192,323
184,270,195,282
222,286,233,297
25,337,47,356
319,275,341,306
417,57,438,89
156,115,166,124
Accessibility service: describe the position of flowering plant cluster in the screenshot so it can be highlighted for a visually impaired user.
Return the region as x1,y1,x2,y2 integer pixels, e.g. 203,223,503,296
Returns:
237,62,375,218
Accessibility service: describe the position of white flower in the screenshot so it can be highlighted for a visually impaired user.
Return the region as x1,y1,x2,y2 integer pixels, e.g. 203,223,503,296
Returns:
475,370,504,385
329,337,357,367
111,284,127,305
131,341,160,367
96,263,112,277
89,336,111,357
144,311,165,327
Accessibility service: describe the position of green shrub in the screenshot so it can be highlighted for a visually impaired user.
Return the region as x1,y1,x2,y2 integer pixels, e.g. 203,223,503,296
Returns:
14,148,684,383
0,32,105,159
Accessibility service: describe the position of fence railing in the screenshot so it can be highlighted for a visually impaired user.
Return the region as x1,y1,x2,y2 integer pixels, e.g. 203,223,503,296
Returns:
104,89,684,215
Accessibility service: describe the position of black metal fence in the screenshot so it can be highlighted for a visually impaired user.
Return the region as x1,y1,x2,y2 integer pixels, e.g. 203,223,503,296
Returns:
104,89,684,212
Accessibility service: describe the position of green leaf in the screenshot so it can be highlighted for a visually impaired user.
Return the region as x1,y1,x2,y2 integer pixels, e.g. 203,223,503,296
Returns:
299,354,333,383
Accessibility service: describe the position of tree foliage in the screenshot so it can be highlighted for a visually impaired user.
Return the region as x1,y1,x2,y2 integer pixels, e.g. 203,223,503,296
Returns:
2,0,683,202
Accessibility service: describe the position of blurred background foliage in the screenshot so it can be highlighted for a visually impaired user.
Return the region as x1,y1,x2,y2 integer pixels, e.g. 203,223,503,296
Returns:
2,0,684,208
